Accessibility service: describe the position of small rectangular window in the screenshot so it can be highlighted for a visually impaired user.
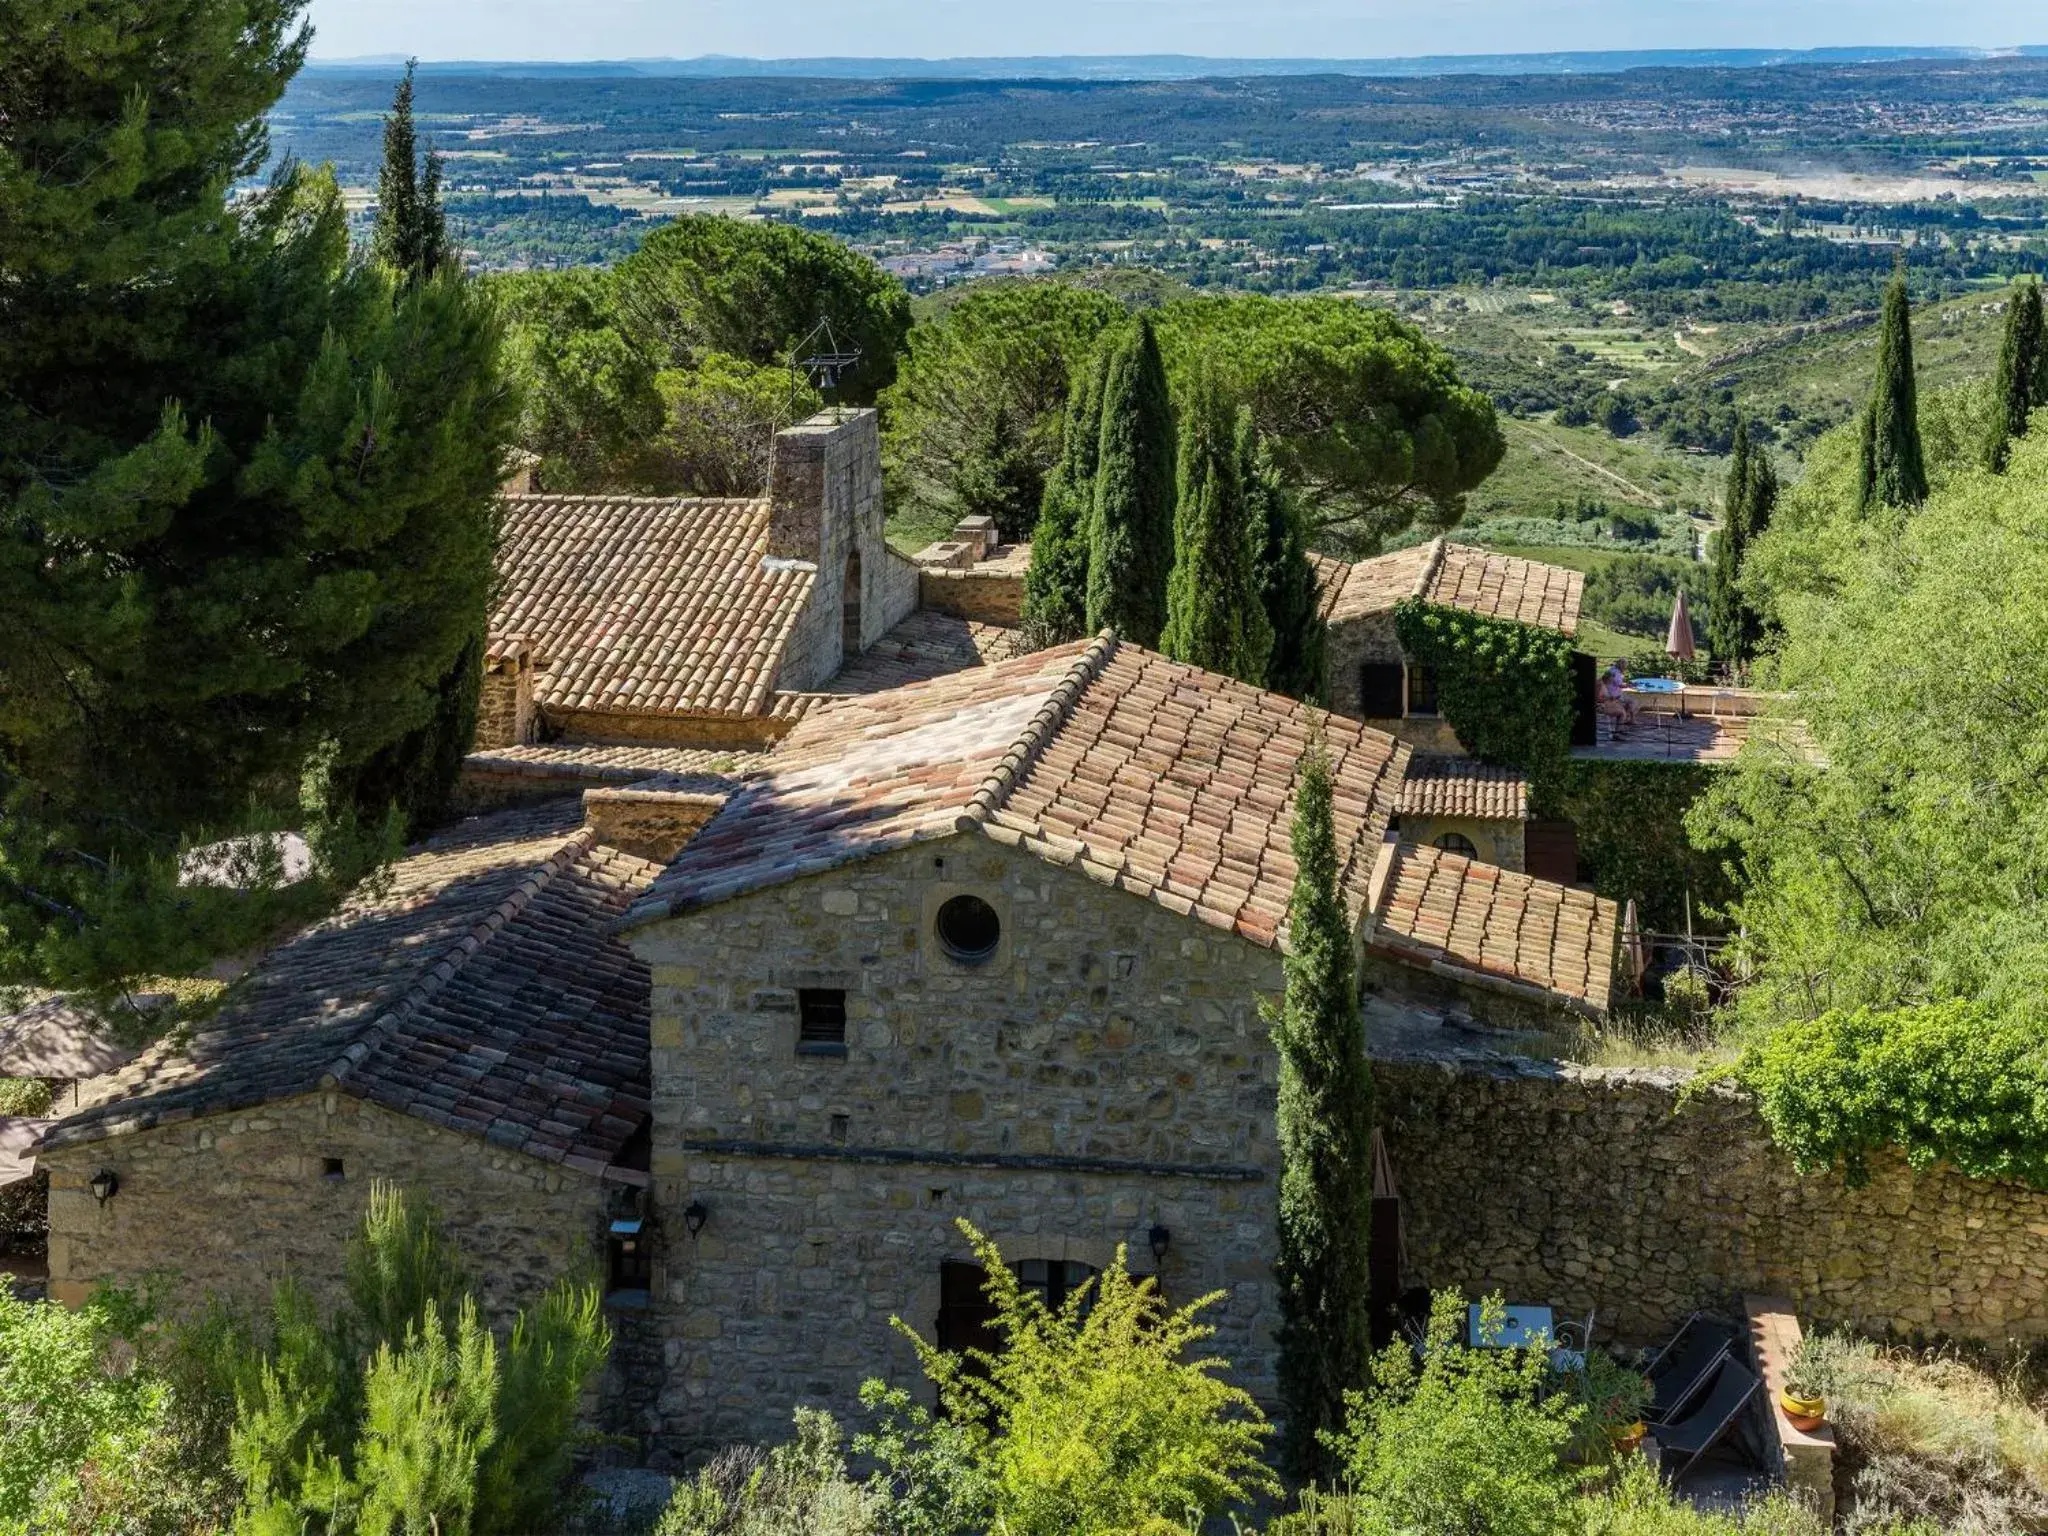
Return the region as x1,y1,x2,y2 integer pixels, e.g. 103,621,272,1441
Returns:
797,988,847,1055
1406,664,1440,717
606,1218,651,1305
321,1157,346,1182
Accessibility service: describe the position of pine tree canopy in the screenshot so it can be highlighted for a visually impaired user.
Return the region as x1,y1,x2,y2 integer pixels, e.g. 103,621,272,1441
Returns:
1857,267,1929,512
0,3,514,985
1271,740,1375,1481
1022,345,1108,646
1986,279,2045,474
1086,316,1176,646
1162,382,1273,684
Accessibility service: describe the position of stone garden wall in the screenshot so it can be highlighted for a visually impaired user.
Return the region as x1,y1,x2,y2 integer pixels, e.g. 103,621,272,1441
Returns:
1376,1056,2048,1347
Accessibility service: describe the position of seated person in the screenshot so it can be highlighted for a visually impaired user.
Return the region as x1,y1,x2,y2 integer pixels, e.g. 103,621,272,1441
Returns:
1596,662,1638,728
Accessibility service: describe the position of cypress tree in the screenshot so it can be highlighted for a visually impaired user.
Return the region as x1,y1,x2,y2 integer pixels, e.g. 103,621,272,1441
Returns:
1162,382,1274,683
1985,279,2045,474
0,2,513,985
1022,347,1107,645
373,60,449,284
1086,316,1176,646
1706,422,1753,668
1252,420,1329,702
1272,740,1374,1483
1857,265,1928,511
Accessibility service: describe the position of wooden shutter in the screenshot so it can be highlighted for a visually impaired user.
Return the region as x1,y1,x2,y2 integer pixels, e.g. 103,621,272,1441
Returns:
1526,818,1582,885
1359,662,1405,718
1570,651,1599,747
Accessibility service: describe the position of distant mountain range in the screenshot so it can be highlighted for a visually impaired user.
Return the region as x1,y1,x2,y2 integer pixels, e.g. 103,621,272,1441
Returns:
305,46,2047,81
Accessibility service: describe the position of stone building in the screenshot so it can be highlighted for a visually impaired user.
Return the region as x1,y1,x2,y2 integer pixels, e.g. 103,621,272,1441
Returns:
1314,538,1585,752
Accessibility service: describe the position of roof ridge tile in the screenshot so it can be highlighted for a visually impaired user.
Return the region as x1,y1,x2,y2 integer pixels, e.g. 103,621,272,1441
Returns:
954,630,1119,833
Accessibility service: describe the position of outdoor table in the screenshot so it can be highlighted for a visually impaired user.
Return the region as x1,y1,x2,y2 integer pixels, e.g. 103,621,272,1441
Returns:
1467,1303,1554,1350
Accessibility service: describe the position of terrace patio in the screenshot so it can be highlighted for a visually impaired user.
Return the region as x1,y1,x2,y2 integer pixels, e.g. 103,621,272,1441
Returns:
1577,684,1810,765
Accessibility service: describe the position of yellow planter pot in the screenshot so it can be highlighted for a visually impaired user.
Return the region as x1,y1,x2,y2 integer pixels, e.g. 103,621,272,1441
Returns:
1780,1387,1827,1432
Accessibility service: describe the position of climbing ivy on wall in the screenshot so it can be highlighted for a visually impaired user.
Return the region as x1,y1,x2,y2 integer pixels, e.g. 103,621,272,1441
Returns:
1393,600,1576,780
1539,761,1736,933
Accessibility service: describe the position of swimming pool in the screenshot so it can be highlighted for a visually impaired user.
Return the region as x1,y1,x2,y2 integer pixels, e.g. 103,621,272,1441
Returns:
1631,677,1686,694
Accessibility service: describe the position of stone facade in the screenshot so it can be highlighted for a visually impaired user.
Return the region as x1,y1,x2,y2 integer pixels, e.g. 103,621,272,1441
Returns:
542,707,791,752
1378,1056,2048,1347
917,566,1026,625
629,834,1288,1454
1397,812,1526,872
768,411,919,692
1323,609,1468,754
37,1092,610,1323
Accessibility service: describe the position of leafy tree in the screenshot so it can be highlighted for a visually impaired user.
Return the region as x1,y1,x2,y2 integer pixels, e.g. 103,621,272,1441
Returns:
491,268,664,492
641,353,820,497
876,1220,1276,1535
1705,424,1774,671
881,282,1125,530
372,61,448,285
1086,316,1176,645
950,403,1042,544
1856,266,1928,512
1253,426,1329,703
1162,382,1273,684
1021,346,1110,646
0,1,514,987
1269,741,1374,1481
1695,427,2048,1027
1735,1000,2048,1191
1985,278,2045,473
1325,1292,1584,1536
229,1183,610,1536
1152,295,1504,547
614,215,911,403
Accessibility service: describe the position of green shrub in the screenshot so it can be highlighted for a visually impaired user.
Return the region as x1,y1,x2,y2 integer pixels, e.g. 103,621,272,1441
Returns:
1321,1292,1584,1536
654,1409,882,1536
873,1219,1276,1536
228,1181,611,1536
0,1077,52,1116
1734,1001,2048,1189
1579,1459,1828,1536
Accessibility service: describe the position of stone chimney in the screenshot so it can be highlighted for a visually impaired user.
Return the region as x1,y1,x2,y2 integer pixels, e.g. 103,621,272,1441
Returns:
766,409,881,565
474,637,537,749
499,448,541,497
582,783,726,863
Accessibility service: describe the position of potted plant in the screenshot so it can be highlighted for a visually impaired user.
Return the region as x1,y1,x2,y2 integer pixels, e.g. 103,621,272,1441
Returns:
1568,1351,1653,1461
1781,1349,1827,1432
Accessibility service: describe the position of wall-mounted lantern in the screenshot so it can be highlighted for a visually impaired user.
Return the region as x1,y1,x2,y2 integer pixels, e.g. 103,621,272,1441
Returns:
89,1169,119,1206
683,1200,709,1239
1148,1224,1171,1265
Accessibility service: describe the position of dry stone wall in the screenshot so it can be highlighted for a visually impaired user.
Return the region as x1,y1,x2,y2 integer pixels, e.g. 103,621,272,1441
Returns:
39,1092,608,1324
1377,1056,2048,1346
630,833,1287,1455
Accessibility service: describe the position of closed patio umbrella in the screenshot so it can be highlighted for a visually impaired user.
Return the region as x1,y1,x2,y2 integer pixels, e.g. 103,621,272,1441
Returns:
1621,898,1649,994
1665,589,1697,663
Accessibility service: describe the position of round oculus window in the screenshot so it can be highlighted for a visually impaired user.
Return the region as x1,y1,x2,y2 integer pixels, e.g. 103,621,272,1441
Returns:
935,894,1002,964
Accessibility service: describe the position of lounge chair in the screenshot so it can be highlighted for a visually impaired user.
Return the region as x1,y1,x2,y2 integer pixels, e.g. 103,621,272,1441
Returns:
1646,1314,1735,1426
1655,1357,1763,1484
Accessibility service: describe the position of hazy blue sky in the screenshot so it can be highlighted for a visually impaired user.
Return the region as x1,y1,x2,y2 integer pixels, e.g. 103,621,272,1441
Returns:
305,0,2037,63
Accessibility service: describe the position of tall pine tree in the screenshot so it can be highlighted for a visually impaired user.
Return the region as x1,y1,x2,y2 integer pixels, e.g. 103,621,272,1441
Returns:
1162,381,1273,683
1022,347,1107,645
1086,316,1176,646
373,60,449,284
0,2,513,985
1857,264,1928,512
1707,424,1778,675
1251,420,1328,702
1271,740,1374,1482
1985,279,2045,474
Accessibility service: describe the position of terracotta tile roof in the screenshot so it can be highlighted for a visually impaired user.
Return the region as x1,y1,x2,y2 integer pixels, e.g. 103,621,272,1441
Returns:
828,611,1029,697
1398,756,1530,822
1369,842,1618,1015
1315,539,1583,636
46,802,662,1172
0,998,139,1080
632,635,1412,952
492,495,811,719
